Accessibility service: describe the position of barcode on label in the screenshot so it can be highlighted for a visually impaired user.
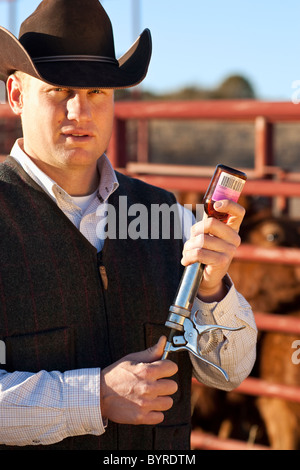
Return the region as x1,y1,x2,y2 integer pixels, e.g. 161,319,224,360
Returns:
219,174,245,193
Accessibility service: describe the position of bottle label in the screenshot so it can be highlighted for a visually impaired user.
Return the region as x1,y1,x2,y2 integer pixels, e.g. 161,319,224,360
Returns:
212,172,246,203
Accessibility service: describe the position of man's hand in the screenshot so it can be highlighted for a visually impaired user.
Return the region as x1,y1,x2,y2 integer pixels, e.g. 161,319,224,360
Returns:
100,336,178,425
181,199,245,302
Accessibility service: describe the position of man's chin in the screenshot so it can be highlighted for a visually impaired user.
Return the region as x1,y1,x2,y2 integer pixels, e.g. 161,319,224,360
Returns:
58,147,101,166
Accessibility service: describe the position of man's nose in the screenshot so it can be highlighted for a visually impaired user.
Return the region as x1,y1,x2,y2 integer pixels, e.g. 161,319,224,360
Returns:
66,92,92,122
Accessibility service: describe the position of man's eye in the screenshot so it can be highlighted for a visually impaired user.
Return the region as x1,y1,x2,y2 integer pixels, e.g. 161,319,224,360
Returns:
50,88,68,93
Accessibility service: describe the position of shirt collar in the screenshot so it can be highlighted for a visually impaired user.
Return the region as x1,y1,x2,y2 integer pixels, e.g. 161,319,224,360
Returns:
10,138,119,203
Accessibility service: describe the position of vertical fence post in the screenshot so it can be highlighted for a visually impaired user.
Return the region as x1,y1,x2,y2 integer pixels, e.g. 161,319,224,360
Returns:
254,116,274,177
107,117,127,168
137,119,149,163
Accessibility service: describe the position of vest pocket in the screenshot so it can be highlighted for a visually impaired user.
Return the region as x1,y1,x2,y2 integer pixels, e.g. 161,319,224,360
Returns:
4,327,75,373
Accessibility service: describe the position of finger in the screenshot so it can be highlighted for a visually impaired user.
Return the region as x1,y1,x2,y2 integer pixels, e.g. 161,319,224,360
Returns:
133,391,176,425
213,200,246,232
144,359,178,381
142,411,165,425
190,217,241,248
153,336,168,359
181,246,231,269
184,232,239,254
129,336,167,364
148,395,174,412
152,378,178,396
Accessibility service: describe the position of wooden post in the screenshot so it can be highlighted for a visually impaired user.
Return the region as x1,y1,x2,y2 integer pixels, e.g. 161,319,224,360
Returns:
107,118,127,168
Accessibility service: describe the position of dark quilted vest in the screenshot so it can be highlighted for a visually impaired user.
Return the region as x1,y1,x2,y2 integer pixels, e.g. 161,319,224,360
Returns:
0,157,192,450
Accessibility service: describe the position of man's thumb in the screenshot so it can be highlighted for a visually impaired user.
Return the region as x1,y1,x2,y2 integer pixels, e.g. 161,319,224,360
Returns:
148,336,167,361
131,336,167,363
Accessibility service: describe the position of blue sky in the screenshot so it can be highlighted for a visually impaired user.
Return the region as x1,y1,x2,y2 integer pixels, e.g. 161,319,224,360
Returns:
0,0,299,100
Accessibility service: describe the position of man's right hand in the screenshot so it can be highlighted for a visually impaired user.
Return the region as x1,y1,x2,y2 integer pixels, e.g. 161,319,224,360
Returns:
100,336,178,425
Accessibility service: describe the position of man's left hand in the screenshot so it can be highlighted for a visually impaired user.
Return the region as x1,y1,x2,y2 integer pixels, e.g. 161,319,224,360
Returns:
181,199,245,302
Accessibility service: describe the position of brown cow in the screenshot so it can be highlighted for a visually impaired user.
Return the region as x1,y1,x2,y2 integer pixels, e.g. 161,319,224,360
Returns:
257,319,300,450
229,210,300,450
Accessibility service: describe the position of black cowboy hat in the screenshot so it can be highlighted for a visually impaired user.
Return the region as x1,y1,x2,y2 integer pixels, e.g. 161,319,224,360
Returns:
0,0,152,88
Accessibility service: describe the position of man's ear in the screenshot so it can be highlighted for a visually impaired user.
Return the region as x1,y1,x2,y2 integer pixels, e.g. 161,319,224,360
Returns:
6,75,24,116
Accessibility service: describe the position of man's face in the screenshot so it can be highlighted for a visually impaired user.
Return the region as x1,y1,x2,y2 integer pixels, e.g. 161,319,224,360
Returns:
10,74,114,175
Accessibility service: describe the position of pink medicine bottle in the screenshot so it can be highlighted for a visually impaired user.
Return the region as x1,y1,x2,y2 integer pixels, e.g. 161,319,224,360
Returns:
203,164,247,222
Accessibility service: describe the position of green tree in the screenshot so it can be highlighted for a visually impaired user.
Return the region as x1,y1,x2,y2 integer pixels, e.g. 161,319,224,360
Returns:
214,74,255,99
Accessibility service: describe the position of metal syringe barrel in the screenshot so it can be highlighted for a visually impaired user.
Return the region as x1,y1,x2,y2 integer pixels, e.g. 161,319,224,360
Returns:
162,262,205,359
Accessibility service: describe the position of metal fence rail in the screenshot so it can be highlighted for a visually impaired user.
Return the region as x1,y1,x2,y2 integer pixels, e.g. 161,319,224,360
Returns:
108,99,300,181
190,429,270,451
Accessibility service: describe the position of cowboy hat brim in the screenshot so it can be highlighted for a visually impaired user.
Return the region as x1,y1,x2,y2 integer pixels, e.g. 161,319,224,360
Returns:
0,26,152,89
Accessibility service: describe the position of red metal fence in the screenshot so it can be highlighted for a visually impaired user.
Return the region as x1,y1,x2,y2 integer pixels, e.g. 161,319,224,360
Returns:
108,100,300,174
1,99,300,449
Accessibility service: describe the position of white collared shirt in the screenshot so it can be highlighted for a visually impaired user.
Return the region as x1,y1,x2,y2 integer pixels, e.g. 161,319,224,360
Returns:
10,139,119,252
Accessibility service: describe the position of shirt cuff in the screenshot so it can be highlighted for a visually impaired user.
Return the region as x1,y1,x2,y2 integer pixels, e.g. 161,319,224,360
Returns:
64,368,105,438
190,275,257,389
193,275,257,333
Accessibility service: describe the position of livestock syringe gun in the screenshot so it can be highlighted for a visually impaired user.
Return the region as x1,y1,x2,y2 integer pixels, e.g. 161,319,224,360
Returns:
162,165,247,381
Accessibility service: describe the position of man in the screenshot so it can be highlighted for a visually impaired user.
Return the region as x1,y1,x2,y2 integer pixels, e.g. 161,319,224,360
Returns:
0,0,257,450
